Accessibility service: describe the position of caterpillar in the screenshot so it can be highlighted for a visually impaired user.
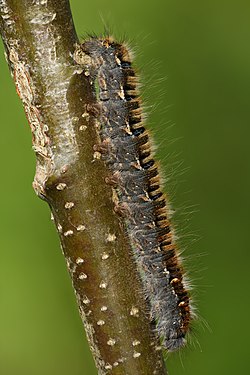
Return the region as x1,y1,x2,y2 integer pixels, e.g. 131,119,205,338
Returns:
75,36,192,351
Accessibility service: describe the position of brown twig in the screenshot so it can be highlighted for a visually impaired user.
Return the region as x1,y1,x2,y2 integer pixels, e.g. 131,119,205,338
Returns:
0,0,167,374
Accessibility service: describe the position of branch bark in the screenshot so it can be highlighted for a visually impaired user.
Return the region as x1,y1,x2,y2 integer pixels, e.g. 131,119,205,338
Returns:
0,1,167,374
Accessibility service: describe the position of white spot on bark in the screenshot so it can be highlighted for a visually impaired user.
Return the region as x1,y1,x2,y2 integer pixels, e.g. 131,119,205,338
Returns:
132,340,141,347
64,230,73,237
113,362,119,367
106,233,116,242
79,272,87,280
82,111,90,120
93,151,101,160
97,320,105,326
65,202,74,209
101,252,109,260
133,352,141,358
104,364,112,370
56,183,67,190
76,225,86,231
76,257,84,265
79,125,87,131
101,306,108,312
99,281,107,289
107,338,116,346
130,306,139,317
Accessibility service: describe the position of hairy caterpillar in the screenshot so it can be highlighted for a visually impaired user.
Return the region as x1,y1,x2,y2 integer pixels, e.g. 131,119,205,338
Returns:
75,36,192,351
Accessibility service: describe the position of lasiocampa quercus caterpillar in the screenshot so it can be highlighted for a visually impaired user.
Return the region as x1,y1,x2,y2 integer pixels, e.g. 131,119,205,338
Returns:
74,36,193,351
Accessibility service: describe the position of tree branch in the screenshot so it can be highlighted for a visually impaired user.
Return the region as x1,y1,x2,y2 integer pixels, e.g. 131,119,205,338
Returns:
0,1,168,374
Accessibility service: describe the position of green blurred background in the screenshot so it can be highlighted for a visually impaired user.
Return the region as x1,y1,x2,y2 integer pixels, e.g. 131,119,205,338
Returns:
0,0,249,374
